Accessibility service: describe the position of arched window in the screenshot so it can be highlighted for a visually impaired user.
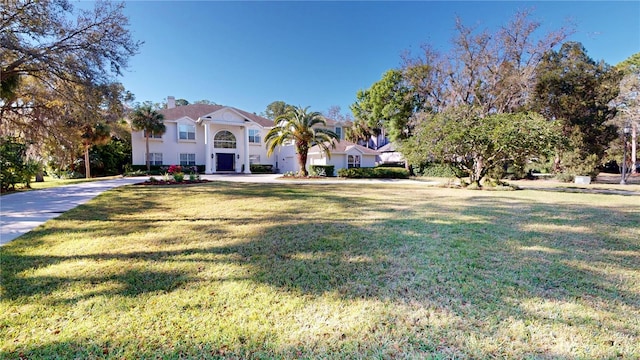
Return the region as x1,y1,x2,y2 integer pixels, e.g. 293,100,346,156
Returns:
214,131,236,148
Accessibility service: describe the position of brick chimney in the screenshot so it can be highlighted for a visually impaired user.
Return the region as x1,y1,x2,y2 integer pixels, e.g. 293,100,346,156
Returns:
167,96,176,109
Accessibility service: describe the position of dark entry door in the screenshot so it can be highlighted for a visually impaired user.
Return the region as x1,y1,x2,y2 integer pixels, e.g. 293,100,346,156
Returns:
216,153,234,171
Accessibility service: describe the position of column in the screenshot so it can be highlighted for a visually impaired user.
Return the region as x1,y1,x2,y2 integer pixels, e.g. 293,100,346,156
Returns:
204,123,212,174
243,126,251,173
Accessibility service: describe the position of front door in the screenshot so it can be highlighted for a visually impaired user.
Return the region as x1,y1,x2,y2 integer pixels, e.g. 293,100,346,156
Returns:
216,153,234,171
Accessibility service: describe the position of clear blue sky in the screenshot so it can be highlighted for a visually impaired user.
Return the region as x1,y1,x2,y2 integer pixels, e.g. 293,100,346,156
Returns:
116,1,640,116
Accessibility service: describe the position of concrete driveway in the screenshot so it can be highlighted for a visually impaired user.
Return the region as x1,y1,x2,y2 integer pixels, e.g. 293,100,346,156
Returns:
0,177,145,246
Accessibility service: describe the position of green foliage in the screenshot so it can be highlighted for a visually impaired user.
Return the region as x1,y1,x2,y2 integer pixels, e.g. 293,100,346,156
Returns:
531,42,621,175
262,101,295,120
130,104,166,171
350,69,417,142
560,151,601,178
338,167,409,179
309,165,335,177
401,108,561,186
417,163,458,178
129,165,205,175
616,52,640,74
250,164,275,174
0,137,28,191
90,137,132,176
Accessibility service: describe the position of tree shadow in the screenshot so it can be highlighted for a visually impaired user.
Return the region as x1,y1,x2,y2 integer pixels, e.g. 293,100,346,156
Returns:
1,183,638,358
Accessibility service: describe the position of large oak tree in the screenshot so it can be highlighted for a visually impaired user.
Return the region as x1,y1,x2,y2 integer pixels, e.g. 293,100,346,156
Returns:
1,0,140,172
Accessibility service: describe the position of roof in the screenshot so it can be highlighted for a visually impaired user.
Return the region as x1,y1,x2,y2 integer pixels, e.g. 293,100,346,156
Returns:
159,104,273,127
377,142,399,152
309,140,379,155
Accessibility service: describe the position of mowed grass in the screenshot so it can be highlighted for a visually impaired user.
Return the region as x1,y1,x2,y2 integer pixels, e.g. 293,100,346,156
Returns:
1,182,638,359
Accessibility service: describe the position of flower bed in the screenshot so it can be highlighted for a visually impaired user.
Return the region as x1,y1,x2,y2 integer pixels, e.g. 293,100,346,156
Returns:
135,179,211,186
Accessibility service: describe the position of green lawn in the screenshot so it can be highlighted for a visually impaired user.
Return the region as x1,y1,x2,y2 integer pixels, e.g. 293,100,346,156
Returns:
1,182,638,359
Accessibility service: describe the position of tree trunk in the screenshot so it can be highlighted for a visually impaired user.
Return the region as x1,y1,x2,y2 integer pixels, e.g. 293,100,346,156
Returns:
35,172,44,182
472,155,484,187
632,121,637,174
84,145,91,178
297,151,308,177
145,135,150,172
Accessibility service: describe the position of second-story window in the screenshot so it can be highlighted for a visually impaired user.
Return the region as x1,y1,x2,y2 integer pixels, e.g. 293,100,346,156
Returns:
178,124,196,140
249,129,261,143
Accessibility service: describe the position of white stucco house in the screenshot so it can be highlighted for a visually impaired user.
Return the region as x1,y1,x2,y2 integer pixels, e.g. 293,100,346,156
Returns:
131,97,276,173
308,140,379,170
131,97,358,174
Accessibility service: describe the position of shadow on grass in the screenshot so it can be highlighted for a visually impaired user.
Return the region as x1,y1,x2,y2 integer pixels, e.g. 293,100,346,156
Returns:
1,182,638,358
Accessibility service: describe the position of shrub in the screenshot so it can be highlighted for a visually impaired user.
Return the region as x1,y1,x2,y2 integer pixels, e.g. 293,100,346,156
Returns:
1,137,28,191
419,163,457,178
338,167,409,179
130,165,205,175
173,172,185,182
309,165,335,177
250,164,274,174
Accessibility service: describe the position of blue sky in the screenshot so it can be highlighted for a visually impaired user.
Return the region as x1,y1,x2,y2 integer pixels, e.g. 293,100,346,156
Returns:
116,1,640,116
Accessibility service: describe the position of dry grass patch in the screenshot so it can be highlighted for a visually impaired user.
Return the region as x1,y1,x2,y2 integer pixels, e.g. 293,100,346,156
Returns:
1,182,638,359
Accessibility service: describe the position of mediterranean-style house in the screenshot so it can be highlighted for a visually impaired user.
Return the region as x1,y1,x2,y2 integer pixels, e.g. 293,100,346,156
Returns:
130,96,368,174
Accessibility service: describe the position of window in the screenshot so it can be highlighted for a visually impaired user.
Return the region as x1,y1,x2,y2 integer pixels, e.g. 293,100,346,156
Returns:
249,129,261,143
179,153,196,166
144,130,162,139
150,153,163,165
178,124,196,140
214,130,236,148
348,155,361,168
249,154,260,164
335,127,342,140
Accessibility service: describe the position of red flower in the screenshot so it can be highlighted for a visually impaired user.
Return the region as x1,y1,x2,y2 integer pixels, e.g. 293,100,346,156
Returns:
167,165,182,174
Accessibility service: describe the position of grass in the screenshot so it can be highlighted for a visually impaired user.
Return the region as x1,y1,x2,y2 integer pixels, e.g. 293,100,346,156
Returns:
1,182,638,359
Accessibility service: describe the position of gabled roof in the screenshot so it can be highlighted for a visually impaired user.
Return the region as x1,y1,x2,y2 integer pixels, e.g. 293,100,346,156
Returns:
377,142,399,152
159,104,273,127
309,140,379,155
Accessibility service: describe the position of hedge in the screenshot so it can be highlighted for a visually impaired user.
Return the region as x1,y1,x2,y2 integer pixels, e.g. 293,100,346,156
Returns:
130,165,205,175
250,164,275,174
338,167,409,179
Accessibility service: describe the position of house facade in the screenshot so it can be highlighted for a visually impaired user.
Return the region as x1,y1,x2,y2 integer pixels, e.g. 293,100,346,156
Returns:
131,97,275,173
131,97,366,174
307,140,379,170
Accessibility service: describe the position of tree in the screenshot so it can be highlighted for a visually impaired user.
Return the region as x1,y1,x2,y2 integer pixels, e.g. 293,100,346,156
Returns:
265,106,339,177
81,122,111,178
1,0,139,174
262,101,295,120
175,99,190,106
345,118,373,147
531,42,621,176
130,104,166,171
350,69,418,142
401,9,570,116
324,105,352,123
193,99,217,105
612,53,640,174
401,107,561,186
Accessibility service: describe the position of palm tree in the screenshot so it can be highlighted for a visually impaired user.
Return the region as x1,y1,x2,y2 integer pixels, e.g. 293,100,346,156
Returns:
130,104,166,171
265,106,339,177
345,118,373,148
